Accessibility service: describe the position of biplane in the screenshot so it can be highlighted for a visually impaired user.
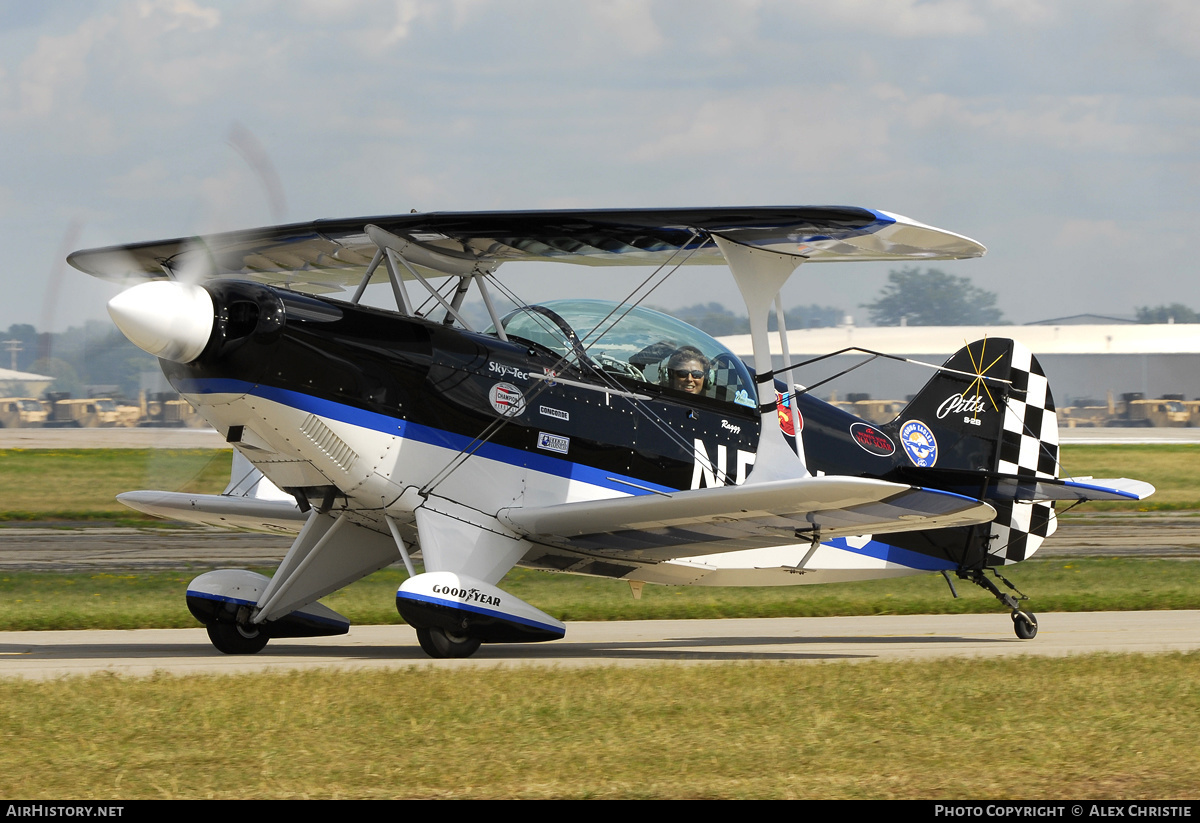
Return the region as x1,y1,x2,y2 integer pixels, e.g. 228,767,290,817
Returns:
68,207,1153,657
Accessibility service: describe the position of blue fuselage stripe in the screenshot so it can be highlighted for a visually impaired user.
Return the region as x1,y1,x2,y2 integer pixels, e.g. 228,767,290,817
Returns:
175,377,676,496
179,377,950,572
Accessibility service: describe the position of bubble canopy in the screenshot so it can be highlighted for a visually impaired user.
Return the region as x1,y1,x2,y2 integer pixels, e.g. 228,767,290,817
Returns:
492,299,757,408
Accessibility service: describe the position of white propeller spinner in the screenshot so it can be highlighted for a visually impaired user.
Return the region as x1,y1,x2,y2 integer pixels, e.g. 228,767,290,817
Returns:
107,281,214,363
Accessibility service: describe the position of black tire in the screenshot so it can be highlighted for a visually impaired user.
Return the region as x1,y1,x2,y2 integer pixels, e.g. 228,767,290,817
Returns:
207,622,269,654
415,626,482,659
1012,611,1038,640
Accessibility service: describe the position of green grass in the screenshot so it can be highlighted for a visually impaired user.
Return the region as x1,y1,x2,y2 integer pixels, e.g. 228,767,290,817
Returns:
0,449,231,521
0,654,1196,799
1057,444,1200,511
0,443,1192,521
2,558,1198,631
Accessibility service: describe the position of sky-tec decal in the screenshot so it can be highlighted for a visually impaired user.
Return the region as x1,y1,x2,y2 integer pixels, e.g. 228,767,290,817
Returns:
537,432,570,454
539,405,569,421
489,382,526,417
899,420,938,467
850,422,895,457
938,392,988,427
488,362,530,381
692,439,756,489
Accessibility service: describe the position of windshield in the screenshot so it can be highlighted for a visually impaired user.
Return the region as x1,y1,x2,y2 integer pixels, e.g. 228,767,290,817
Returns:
494,299,756,408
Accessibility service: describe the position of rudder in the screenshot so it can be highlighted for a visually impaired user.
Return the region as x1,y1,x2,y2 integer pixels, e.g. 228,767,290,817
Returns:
890,338,1059,565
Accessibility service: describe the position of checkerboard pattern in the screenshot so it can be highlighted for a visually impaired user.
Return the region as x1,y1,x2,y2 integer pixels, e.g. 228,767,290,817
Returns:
710,355,743,404
988,342,1059,564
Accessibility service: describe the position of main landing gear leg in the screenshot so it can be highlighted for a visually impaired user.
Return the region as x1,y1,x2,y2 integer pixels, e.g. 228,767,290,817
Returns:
959,569,1038,640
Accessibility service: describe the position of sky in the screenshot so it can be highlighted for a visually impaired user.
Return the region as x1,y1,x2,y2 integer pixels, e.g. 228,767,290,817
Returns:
1,0,1198,332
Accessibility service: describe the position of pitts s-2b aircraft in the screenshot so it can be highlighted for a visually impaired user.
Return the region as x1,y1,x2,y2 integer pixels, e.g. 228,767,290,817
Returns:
69,207,1153,657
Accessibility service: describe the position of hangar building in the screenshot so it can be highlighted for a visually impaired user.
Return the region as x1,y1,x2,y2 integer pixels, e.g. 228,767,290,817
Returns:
718,322,1200,408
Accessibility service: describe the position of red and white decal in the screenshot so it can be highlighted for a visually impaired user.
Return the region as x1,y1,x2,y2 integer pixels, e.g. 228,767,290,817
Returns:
489,382,526,417
776,391,801,436
850,422,896,457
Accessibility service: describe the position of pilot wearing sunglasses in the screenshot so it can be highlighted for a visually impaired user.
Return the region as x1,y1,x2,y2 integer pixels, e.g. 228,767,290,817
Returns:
665,346,710,396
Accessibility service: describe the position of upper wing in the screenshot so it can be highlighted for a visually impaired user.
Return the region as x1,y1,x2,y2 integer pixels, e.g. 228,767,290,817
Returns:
67,206,985,290
496,475,995,561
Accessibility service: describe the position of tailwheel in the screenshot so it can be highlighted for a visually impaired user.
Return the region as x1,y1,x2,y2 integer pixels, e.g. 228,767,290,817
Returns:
415,626,482,659
958,568,1038,640
206,622,270,655
1012,610,1038,640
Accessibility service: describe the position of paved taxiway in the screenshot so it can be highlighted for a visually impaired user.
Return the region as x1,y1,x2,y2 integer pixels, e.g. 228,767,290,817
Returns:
1,611,1197,679
4,512,1198,571
1,427,1195,678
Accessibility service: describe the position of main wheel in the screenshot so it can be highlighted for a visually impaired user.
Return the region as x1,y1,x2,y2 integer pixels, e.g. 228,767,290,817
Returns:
206,622,270,655
415,626,482,659
1012,610,1038,640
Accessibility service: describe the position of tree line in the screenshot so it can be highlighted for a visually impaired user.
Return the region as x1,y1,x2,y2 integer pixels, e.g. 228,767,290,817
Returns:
4,274,1194,397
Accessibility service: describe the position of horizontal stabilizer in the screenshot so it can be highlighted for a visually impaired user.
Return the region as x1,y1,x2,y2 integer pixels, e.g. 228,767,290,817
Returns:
893,468,1155,503
497,476,995,561
117,451,306,533
117,490,306,533
1059,477,1156,501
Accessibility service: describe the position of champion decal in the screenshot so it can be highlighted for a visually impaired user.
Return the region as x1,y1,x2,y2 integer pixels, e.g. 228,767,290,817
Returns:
489,382,526,417
899,420,937,467
174,376,679,497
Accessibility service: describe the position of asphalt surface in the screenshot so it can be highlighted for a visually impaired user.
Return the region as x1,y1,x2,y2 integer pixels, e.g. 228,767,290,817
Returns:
1,513,1195,572
1,611,1196,679
0,426,1194,679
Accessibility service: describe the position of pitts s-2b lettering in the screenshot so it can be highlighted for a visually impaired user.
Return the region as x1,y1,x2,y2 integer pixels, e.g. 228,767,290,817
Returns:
69,207,1153,657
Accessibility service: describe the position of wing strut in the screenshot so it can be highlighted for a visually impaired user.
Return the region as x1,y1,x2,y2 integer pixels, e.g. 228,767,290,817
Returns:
356,224,510,337
712,236,807,482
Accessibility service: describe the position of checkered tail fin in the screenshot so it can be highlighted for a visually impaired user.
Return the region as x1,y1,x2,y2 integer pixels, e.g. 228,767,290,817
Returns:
893,338,1059,565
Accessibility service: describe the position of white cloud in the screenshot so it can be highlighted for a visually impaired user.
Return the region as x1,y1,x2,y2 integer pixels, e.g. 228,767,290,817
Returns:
104,159,172,199
1052,218,1121,250
629,89,893,169
794,0,987,37
985,0,1056,26
897,91,1184,156
586,0,666,56
134,0,220,33
12,14,116,120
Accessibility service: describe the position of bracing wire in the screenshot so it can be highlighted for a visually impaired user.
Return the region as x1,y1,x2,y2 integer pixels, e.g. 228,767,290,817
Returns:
419,234,713,496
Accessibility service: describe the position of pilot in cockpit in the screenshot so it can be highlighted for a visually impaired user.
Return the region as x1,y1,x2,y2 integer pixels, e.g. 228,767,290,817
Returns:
665,346,710,396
